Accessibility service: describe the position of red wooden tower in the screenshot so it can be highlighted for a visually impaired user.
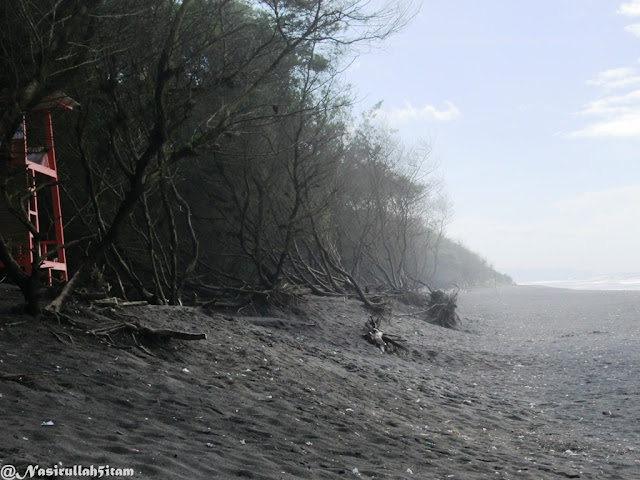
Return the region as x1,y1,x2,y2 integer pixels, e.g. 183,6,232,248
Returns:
1,93,78,284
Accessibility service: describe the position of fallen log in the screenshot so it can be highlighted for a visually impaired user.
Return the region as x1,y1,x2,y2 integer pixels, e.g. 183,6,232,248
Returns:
0,372,49,384
90,298,149,308
91,322,206,342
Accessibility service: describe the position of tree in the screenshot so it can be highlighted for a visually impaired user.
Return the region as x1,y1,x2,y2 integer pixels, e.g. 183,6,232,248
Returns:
0,0,415,313
332,114,450,292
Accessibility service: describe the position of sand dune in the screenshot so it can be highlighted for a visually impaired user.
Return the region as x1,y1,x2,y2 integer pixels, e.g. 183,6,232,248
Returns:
0,284,639,479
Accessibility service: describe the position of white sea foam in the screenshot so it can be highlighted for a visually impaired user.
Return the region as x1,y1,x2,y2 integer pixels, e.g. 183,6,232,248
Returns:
523,273,640,291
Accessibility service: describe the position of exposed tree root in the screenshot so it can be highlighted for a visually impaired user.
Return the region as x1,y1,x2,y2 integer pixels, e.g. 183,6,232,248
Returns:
44,305,206,353
426,288,460,329
362,316,408,354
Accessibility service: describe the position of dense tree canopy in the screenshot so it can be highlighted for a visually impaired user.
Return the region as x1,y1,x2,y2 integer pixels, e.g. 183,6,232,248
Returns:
0,0,510,313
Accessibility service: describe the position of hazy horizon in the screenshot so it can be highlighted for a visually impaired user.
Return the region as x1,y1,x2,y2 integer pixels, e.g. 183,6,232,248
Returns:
345,1,640,281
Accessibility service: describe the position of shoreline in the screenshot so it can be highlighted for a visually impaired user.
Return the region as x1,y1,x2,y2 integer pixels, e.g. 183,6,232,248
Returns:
516,273,640,291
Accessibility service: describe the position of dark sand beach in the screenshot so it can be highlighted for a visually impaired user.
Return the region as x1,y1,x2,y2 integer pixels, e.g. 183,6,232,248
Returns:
0,284,639,479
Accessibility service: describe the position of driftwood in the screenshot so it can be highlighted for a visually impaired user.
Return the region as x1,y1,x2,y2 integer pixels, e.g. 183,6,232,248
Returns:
76,289,113,301
43,299,205,354
202,298,247,310
88,321,206,355
120,301,149,307
0,372,49,384
362,316,408,354
90,322,206,342
90,297,148,308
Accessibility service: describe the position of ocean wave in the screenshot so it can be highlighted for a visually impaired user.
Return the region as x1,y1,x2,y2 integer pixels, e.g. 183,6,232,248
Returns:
523,273,640,291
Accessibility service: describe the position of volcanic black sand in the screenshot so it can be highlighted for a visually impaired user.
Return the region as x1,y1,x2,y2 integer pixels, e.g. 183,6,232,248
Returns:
0,284,639,479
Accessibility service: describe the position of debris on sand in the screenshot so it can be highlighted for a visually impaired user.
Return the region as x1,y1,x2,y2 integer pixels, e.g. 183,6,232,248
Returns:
362,316,408,354
425,288,461,329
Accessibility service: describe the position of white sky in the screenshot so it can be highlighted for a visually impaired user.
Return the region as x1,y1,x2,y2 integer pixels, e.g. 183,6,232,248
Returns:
345,0,640,282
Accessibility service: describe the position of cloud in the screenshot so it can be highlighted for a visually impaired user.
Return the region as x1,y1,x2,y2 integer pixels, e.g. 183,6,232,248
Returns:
568,88,640,137
566,3,640,137
585,67,640,89
567,111,640,138
382,101,461,125
577,88,640,116
624,23,640,37
566,68,640,137
618,0,640,16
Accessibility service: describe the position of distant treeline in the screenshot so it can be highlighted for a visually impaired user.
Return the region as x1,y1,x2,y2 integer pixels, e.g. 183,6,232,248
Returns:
0,0,510,312
431,238,514,289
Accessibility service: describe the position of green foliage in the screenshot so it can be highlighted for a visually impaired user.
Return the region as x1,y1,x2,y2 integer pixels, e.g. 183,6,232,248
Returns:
430,238,514,289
